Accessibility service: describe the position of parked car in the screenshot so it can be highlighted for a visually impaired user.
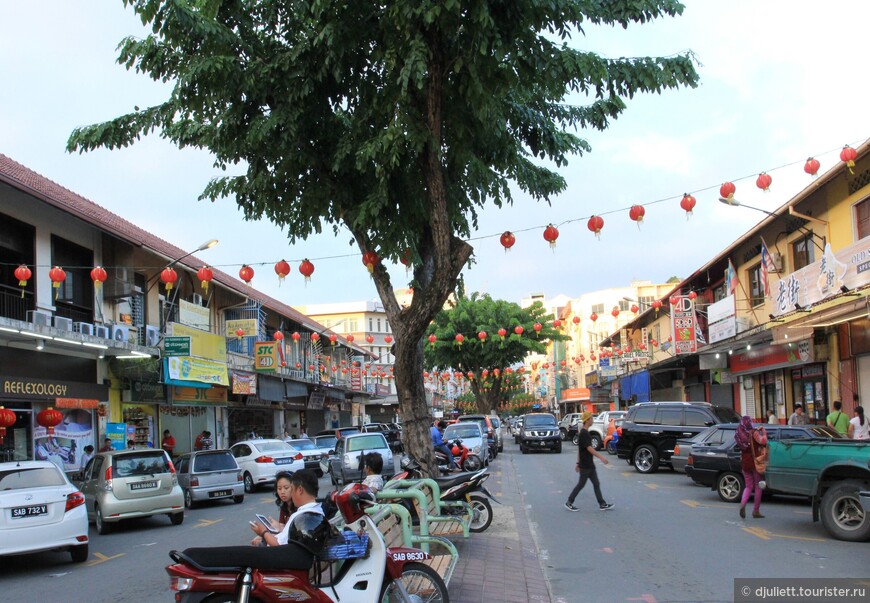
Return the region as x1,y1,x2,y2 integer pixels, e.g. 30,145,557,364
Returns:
517,413,562,454
589,410,627,450
513,416,525,442
558,412,582,441
314,427,360,440
617,401,742,474
322,432,394,486
311,434,338,457
671,426,722,473
361,422,403,452
458,414,501,456
1,460,89,563
230,439,304,493
75,448,184,534
489,416,503,452
285,438,326,477
175,450,245,508
443,421,488,470
686,423,843,503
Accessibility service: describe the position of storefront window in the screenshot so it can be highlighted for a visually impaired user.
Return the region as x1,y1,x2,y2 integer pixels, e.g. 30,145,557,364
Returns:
1,407,31,462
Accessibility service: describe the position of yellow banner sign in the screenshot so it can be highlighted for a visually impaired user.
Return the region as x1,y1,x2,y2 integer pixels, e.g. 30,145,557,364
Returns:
254,342,279,372
166,356,229,386
226,319,259,339
168,322,227,363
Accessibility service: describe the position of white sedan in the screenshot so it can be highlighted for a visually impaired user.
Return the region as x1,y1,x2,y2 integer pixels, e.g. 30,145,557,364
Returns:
230,439,305,492
0,460,89,563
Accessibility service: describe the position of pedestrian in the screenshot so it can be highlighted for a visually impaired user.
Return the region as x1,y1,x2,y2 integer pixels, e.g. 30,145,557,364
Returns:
766,409,777,424
194,430,207,450
735,416,768,519
826,401,850,436
565,411,614,512
99,437,113,453
127,439,136,450
787,404,807,425
431,420,458,471
848,405,869,440
361,452,385,493
79,445,95,471
200,430,214,450
161,429,176,456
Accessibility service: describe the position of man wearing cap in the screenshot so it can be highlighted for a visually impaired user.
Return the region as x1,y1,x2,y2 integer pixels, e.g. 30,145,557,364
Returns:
565,411,614,512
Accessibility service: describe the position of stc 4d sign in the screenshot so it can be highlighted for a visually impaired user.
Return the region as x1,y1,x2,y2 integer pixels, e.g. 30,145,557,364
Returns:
254,341,278,372
670,296,698,355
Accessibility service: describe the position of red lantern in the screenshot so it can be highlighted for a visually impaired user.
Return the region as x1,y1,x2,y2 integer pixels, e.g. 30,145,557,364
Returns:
590,312,598,322
13,264,31,298
291,332,301,344
90,266,107,289
497,328,507,339
572,316,580,325
652,300,663,312
533,322,542,334
160,267,177,293
37,407,63,435
455,333,465,346
631,304,639,314
274,259,291,285
500,231,516,252
428,334,437,347
670,295,679,306
0,406,16,444
274,331,284,341
840,145,858,174
235,327,245,340
481,370,489,379
197,266,214,293
362,250,379,273
239,264,254,285
688,291,697,300
629,205,645,227
365,335,374,344
514,326,524,335
680,193,696,219
553,319,562,328
804,157,820,177
384,335,393,344
299,259,315,283
543,224,559,250
310,333,321,344
346,334,355,343
467,371,475,380
327,334,337,346
587,215,604,239
756,172,772,191
478,331,487,342
590,354,597,362
48,266,66,299
610,306,619,318
719,181,736,201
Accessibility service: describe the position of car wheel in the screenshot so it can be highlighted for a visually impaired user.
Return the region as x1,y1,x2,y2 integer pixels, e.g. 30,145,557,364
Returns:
820,480,870,542
560,428,569,441
590,433,603,450
170,512,184,525
183,488,195,509
716,472,744,503
330,470,338,486
520,445,527,454
95,505,112,535
633,445,659,474
70,543,89,563
572,433,580,446
555,443,562,453
316,468,324,478
243,472,255,493
233,495,244,504
498,443,503,453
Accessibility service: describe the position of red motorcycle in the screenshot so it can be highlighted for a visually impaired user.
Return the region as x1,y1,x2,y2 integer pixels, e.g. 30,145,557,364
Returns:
435,439,480,472
166,483,449,603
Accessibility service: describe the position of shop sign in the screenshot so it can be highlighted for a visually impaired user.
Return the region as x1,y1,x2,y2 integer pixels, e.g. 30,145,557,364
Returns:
179,299,211,331
0,376,108,401
586,371,599,386
670,296,698,355
166,356,229,386
232,371,258,395
164,336,191,356
773,240,870,316
171,386,228,404
561,388,590,401
340,401,352,412
55,398,99,409
254,342,279,372
375,384,391,396
168,322,227,363
308,392,325,410
131,381,166,401
226,318,259,339
730,341,814,375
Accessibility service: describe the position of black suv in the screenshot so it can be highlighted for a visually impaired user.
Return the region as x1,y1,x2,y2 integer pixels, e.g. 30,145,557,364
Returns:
616,402,741,474
517,413,562,454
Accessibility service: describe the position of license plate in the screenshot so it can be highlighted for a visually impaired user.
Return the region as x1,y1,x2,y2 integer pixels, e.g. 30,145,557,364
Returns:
209,490,231,498
274,458,292,465
130,480,158,491
11,504,47,518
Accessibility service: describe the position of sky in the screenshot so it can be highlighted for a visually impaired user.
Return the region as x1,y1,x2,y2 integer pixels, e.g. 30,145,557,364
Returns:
2,1,870,311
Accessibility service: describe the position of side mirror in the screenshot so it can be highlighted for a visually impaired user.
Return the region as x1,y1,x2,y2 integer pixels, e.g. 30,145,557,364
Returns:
328,449,335,455
705,421,715,427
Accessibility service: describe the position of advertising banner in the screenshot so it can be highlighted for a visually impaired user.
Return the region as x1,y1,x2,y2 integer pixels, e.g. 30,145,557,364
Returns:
106,422,127,450
179,299,211,331
670,296,698,355
226,319,259,339
168,322,227,363
254,341,279,372
33,407,96,472
232,371,258,395
166,356,229,386
171,386,228,404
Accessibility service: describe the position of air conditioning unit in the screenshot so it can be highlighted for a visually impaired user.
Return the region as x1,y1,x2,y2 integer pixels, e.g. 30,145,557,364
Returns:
144,325,161,347
26,310,52,327
190,293,204,306
111,324,130,343
73,322,94,336
94,325,110,339
53,316,73,332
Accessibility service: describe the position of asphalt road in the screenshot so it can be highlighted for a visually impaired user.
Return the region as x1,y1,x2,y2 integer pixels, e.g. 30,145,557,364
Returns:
508,434,869,603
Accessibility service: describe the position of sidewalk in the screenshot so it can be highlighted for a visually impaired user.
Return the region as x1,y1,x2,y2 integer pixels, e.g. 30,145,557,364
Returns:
447,450,552,603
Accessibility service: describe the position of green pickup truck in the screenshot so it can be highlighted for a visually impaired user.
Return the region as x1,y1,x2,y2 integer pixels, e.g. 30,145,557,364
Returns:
766,439,870,542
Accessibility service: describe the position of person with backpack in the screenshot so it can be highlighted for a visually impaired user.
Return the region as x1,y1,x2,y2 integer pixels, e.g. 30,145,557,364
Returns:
826,401,850,436
735,416,768,519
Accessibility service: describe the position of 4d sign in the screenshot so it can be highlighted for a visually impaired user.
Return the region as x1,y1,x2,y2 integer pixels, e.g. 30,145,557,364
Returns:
254,341,278,372
669,296,698,356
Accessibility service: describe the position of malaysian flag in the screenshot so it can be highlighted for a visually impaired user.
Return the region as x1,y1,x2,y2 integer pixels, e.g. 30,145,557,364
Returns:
726,258,738,296
760,238,776,296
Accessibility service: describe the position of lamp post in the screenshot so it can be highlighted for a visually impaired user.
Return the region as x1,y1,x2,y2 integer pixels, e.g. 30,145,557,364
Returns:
160,239,219,330
717,197,827,251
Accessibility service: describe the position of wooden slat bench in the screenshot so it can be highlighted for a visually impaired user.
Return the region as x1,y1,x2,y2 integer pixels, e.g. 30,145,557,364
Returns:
365,502,459,585
377,478,472,541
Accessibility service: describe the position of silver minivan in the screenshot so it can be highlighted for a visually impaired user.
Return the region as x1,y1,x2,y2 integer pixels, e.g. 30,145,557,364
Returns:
175,450,244,508
76,449,184,534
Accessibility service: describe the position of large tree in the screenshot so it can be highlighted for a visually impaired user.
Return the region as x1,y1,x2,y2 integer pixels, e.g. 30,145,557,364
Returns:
68,0,699,473
425,292,565,413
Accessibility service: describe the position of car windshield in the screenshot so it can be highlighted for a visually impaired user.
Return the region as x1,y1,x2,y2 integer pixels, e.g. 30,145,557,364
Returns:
113,452,169,477
193,452,237,472
808,426,844,438
314,436,337,449
444,425,481,439
713,406,742,423
525,415,557,427
288,439,317,450
347,435,387,452
255,441,293,453
691,426,718,442
0,466,65,490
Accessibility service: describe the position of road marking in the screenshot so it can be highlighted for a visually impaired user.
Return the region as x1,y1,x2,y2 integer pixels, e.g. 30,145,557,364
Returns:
621,471,633,477
598,547,614,553
645,483,659,490
680,499,733,509
194,518,224,528
260,497,274,503
627,594,659,602
87,552,125,567
134,542,157,547
49,572,71,577
742,526,825,542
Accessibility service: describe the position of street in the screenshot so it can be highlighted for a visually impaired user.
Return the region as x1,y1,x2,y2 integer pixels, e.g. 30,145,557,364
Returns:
1,442,867,603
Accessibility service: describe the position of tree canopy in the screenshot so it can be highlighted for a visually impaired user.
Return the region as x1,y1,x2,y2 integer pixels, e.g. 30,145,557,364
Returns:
67,0,699,473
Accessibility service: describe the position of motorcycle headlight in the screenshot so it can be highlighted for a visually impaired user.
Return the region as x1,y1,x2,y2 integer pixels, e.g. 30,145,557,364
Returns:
472,446,481,455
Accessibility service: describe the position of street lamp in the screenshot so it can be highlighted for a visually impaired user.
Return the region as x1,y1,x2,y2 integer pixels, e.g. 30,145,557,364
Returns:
160,239,219,329
717,197,826,251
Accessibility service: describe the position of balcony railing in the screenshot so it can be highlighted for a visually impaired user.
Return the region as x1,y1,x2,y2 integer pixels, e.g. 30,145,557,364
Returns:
0,285,33,321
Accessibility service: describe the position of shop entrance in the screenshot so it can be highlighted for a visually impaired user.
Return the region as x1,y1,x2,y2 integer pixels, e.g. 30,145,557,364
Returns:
791,364,827,424
0,405,31,462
